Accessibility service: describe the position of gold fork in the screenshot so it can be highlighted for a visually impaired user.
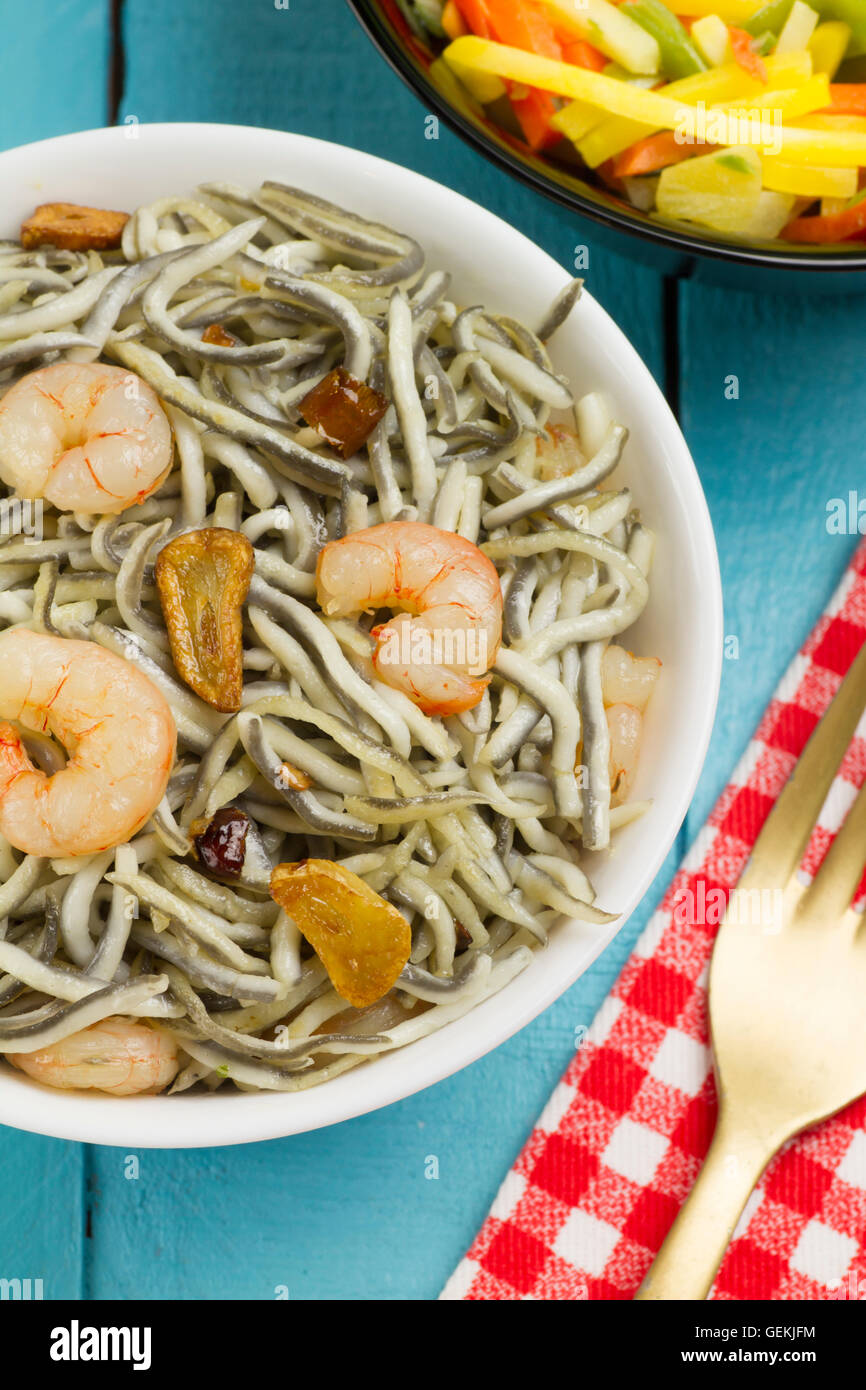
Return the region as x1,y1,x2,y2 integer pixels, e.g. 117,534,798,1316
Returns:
636,638,866,1301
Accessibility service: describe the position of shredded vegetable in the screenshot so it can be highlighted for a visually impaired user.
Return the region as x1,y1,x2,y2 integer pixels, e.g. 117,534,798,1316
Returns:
402,0,866,246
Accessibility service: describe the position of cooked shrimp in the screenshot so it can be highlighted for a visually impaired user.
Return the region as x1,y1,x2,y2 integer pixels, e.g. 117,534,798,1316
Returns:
601,647,660,804
316,521,503,716
0,630,176,857
12,1017,179,1095
0,362,172,514
535,423,585,480
602,643,661,712
606,703,643,806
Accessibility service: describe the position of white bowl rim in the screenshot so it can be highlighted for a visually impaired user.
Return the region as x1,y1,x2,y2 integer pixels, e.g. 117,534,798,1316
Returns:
0,123,723,1147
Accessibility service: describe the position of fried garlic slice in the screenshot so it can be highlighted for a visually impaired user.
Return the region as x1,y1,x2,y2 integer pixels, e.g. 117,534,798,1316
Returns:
156,527,254,713
21,202,129,251
270,859,411,1008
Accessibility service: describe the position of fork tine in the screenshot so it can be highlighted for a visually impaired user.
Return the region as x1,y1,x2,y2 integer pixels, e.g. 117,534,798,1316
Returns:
797,774,866,924
741,636,866,892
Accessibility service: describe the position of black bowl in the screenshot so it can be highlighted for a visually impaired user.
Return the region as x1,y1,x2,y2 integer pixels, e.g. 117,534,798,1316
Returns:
347,0,866,291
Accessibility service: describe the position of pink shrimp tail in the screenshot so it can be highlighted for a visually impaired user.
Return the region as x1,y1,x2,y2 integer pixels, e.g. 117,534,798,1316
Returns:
370,633,491,716
418,675,492,718
318,521,503,716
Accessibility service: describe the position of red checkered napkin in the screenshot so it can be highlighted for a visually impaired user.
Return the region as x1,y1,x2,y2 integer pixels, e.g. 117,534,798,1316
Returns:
442,540,866,1302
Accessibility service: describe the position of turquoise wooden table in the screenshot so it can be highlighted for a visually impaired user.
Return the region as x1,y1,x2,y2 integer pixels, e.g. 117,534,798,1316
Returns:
1,0,863,1302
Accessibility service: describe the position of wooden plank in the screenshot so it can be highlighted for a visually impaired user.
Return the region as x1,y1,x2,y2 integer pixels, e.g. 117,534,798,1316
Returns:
87,854,679,1303
0,1130,85,1300
678,280,864,838
80,0,672,1302
120,0,665,383
0,0,110,1305
0,1,110,150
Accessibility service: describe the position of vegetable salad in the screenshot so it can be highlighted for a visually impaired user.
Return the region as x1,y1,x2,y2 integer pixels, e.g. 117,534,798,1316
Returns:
400,0,866,246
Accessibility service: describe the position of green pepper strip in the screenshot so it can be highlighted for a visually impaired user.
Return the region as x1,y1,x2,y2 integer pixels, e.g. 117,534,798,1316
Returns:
621,0,707,81
743,0,794,39
748,0,866,53
812,0,866,49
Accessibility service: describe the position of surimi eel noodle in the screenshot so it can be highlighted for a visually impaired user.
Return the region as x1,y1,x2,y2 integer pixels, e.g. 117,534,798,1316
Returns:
0,181,658,1095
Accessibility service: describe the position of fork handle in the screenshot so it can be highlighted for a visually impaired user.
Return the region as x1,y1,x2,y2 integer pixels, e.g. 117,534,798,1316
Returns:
634,1109,775,1300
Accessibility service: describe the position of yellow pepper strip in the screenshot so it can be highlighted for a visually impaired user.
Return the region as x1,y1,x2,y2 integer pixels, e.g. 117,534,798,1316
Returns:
441,1,466,41
692,15,732,67
653,0,761,17
561,65,754,160
431,54,506,110
445,55,507,105
444,37,866,165
799,114,866,130
809,21,851,77
552,101,608,144
577,73,825,168
798,125,866,157
761,156,858,197
565,52,813,166
723,74,831,120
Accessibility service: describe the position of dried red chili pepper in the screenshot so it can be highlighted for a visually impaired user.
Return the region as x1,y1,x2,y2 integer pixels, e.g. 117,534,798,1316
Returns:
300,367,388,459
277,760,313,791
192,808,250,879
201,323,236,347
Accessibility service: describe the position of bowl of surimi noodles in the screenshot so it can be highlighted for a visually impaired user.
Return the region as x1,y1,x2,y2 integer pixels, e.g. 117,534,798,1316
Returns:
0,125,720,1147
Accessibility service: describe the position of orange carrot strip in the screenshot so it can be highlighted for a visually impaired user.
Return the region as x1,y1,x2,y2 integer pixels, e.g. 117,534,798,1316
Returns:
613,129,706,177
560,38,608,71
510,87,563,148
782,196,866,243
484,0,563,58
481,1,564,149
453,0,493,38
729,26,768,84
825,84,866,116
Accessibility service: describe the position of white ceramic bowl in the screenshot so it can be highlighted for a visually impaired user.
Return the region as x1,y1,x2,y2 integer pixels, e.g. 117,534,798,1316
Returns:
0,124,722,1147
